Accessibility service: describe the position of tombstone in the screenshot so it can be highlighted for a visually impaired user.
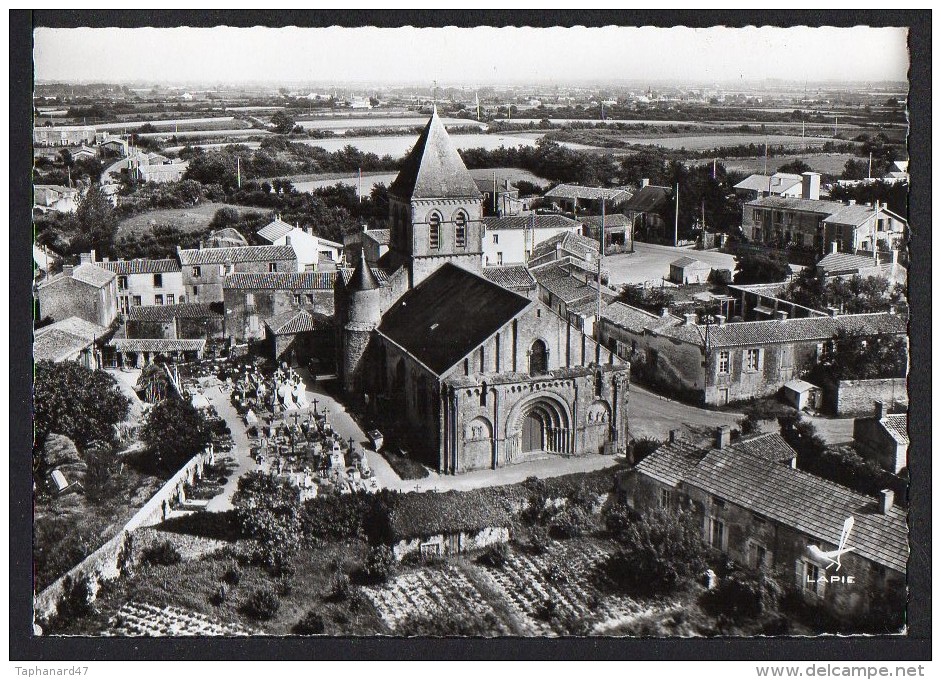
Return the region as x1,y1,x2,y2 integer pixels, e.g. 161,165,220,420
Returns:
49,469,69,494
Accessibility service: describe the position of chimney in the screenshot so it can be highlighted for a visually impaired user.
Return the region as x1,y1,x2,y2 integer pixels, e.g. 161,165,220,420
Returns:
62,264,74,278
874,401,886,419
775,310,789,321
848,199,856,206
306,226,313,236
79,250,96,264
362,223,368,233
661,307,671,318
715,314,726,326
801,172,821,200
683,313,698,325
879,489,895,514
715,425,731,450
669,429,680,443
641,178,650,188
830,241,839,254
827,306,839,317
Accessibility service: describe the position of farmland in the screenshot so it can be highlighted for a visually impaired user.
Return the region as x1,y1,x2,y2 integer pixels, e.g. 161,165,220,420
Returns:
116,202,267,238
707,153,862,177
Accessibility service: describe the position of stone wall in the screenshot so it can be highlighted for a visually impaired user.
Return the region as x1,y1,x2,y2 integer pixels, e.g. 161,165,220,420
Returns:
33,449,211,624
826,378,908,416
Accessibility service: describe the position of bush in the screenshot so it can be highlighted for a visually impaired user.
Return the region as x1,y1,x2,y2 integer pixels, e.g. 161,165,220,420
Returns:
209,585,227,606
702,569,783,619
52,575,96,628
325,573,352,601
477,542,510,568
630,437,663,465
549,504,593,539
525,525,551,554
293,610,326,635
397,609,503,636
142,540,182,566
242,586,281,621
354,546,397,585
222,565,242,586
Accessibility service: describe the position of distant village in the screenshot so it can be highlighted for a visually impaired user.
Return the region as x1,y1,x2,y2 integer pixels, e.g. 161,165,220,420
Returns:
33,98,910,637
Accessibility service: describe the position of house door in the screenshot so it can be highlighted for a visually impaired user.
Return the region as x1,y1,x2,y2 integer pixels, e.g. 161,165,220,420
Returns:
718,388,729,406
522,412,544,453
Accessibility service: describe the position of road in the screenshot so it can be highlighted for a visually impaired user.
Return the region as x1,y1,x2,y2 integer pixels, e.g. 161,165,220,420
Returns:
627,384,743,441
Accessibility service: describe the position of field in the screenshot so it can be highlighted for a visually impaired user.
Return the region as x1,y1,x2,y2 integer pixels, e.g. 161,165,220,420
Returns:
707,153,861,177
279,166,551,194
116,202,267,238
614,133,844,151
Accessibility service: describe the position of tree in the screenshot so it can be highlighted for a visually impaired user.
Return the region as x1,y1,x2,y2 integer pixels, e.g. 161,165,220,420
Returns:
842,159,869,181
777,159,812,175
232,471,302,565
808,329,908,382
209,206,242,230
73,184,119,258
33,361,129,472
271,110,296,135
602,507,713,596
733,252,791,284
784,269,905,315
139,395,210,474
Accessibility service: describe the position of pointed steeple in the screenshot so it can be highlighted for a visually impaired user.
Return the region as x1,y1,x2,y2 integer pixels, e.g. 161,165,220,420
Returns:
388,110,481,201
347,252,380,291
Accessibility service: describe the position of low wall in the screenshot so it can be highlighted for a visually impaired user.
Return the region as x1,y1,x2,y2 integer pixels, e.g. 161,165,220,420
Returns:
33,448,212,624
826,378,908,416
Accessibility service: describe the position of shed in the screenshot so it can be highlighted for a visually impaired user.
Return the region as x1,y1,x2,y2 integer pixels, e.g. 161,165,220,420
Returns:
669,257,712,285
782,379,822,411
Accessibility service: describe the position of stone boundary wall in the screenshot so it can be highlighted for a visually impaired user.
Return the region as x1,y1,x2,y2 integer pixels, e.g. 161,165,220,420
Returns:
33,449,212,623
828,378,908,416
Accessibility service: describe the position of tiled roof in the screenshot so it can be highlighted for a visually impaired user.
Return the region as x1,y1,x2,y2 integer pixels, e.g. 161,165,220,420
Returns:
881,414,909,445
98,258,181,275
532,265,598,304
127,303,222,322
659,312,907,348
35,316,107,340
481,265,536,290
622,185,672,213
816,252,880,274
822,204,881,227
603,301,680,334
733,173,802,194
634,437,707,487
338,266,389,287
203,227,249,247
256,218,294,244
363,229,390,246
224,272,337,290
544,184,632,202
377,263,531,375
34,328,95,362
482,214,580,231
580,213,632,229
530,230,599,263
671,256,705,268
177,245,296,265
70,263,116,288
109,338,206,353
783,379,819,393
681,437,908,574
746,195,847,215
264,309,331,335
389,111,481,200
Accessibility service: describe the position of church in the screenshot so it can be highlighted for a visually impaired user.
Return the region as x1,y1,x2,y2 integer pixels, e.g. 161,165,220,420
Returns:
335,111,630,474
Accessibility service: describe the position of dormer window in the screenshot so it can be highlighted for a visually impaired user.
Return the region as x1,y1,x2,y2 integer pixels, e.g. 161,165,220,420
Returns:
455,212,467,249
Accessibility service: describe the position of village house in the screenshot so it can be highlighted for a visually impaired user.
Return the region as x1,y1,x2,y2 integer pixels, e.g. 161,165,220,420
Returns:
622,181,674,243
531,263,615,334
482,214,581,266
481,265,538,298
223,271,340,344
733,172,805,201
815,246,906,286
742,175,907,254
35,255,118,328
669,256,713,285
97,257,186,312
34,185,80,214
33,125,97,147
600,302,907,406
543,183,632,215
98,137,129,157
579,213,634,252
136,161,189,184
620,429,907,625
125,302,224,340
527,230,601,270
361,228,390,265
178,244,298,303
200,227,249,249
105,337,207,369
33,316,108,367
262,309,334,366
475,176,531,217
853,402,909,474
256,216,344,272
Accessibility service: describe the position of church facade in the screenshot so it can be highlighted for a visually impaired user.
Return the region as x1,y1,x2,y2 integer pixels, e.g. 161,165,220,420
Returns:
335,111,630,474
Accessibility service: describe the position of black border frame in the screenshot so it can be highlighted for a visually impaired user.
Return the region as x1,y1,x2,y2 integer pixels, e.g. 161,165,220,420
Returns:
11,9,931,661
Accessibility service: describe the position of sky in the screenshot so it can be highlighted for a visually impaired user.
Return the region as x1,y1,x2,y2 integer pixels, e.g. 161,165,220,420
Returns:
34,26,910,86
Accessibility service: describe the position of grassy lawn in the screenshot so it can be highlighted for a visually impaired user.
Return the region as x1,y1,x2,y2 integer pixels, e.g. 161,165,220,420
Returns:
116,202,268,238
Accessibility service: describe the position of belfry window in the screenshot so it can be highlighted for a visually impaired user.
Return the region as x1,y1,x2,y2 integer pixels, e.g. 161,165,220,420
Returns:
429,213,441,250
455,212,467,248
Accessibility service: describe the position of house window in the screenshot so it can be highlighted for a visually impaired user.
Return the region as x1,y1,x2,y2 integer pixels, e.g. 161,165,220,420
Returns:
496,252,503,265
717,351,730,374
268,262,277,273
153,273,163,288
745,348,760,372
305,293,314,304
166,294,175,305
245,293,255,310
753,210,762,224
192,266,201,278
420,542,441,558
119,296,129,314
492,233,499,244
803,561,821,594
154,294,163,305
749,541,769,570
132,295,142,307
429,212,441,249
455,212,467,248
293,294,301,305
118,276,128,291
659,488,672,509
708,517,725,549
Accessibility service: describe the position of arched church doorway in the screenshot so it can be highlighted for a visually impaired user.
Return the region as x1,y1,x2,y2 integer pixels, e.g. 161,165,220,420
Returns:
522,411,544,453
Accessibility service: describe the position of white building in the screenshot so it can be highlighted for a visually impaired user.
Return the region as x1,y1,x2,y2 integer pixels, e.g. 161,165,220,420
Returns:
482,214,581,266
257,217,344,272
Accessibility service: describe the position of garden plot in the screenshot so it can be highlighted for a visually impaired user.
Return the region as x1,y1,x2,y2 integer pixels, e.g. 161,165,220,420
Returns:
107,601,253,636
477,540,652,636
361,565,511,635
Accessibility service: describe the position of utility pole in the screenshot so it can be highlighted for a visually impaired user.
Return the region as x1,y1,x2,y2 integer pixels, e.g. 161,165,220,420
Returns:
868,152,872,180
596,198,605,353
358,167,362,203
493,170,497,214
674,183,680,247
236,157,241,189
